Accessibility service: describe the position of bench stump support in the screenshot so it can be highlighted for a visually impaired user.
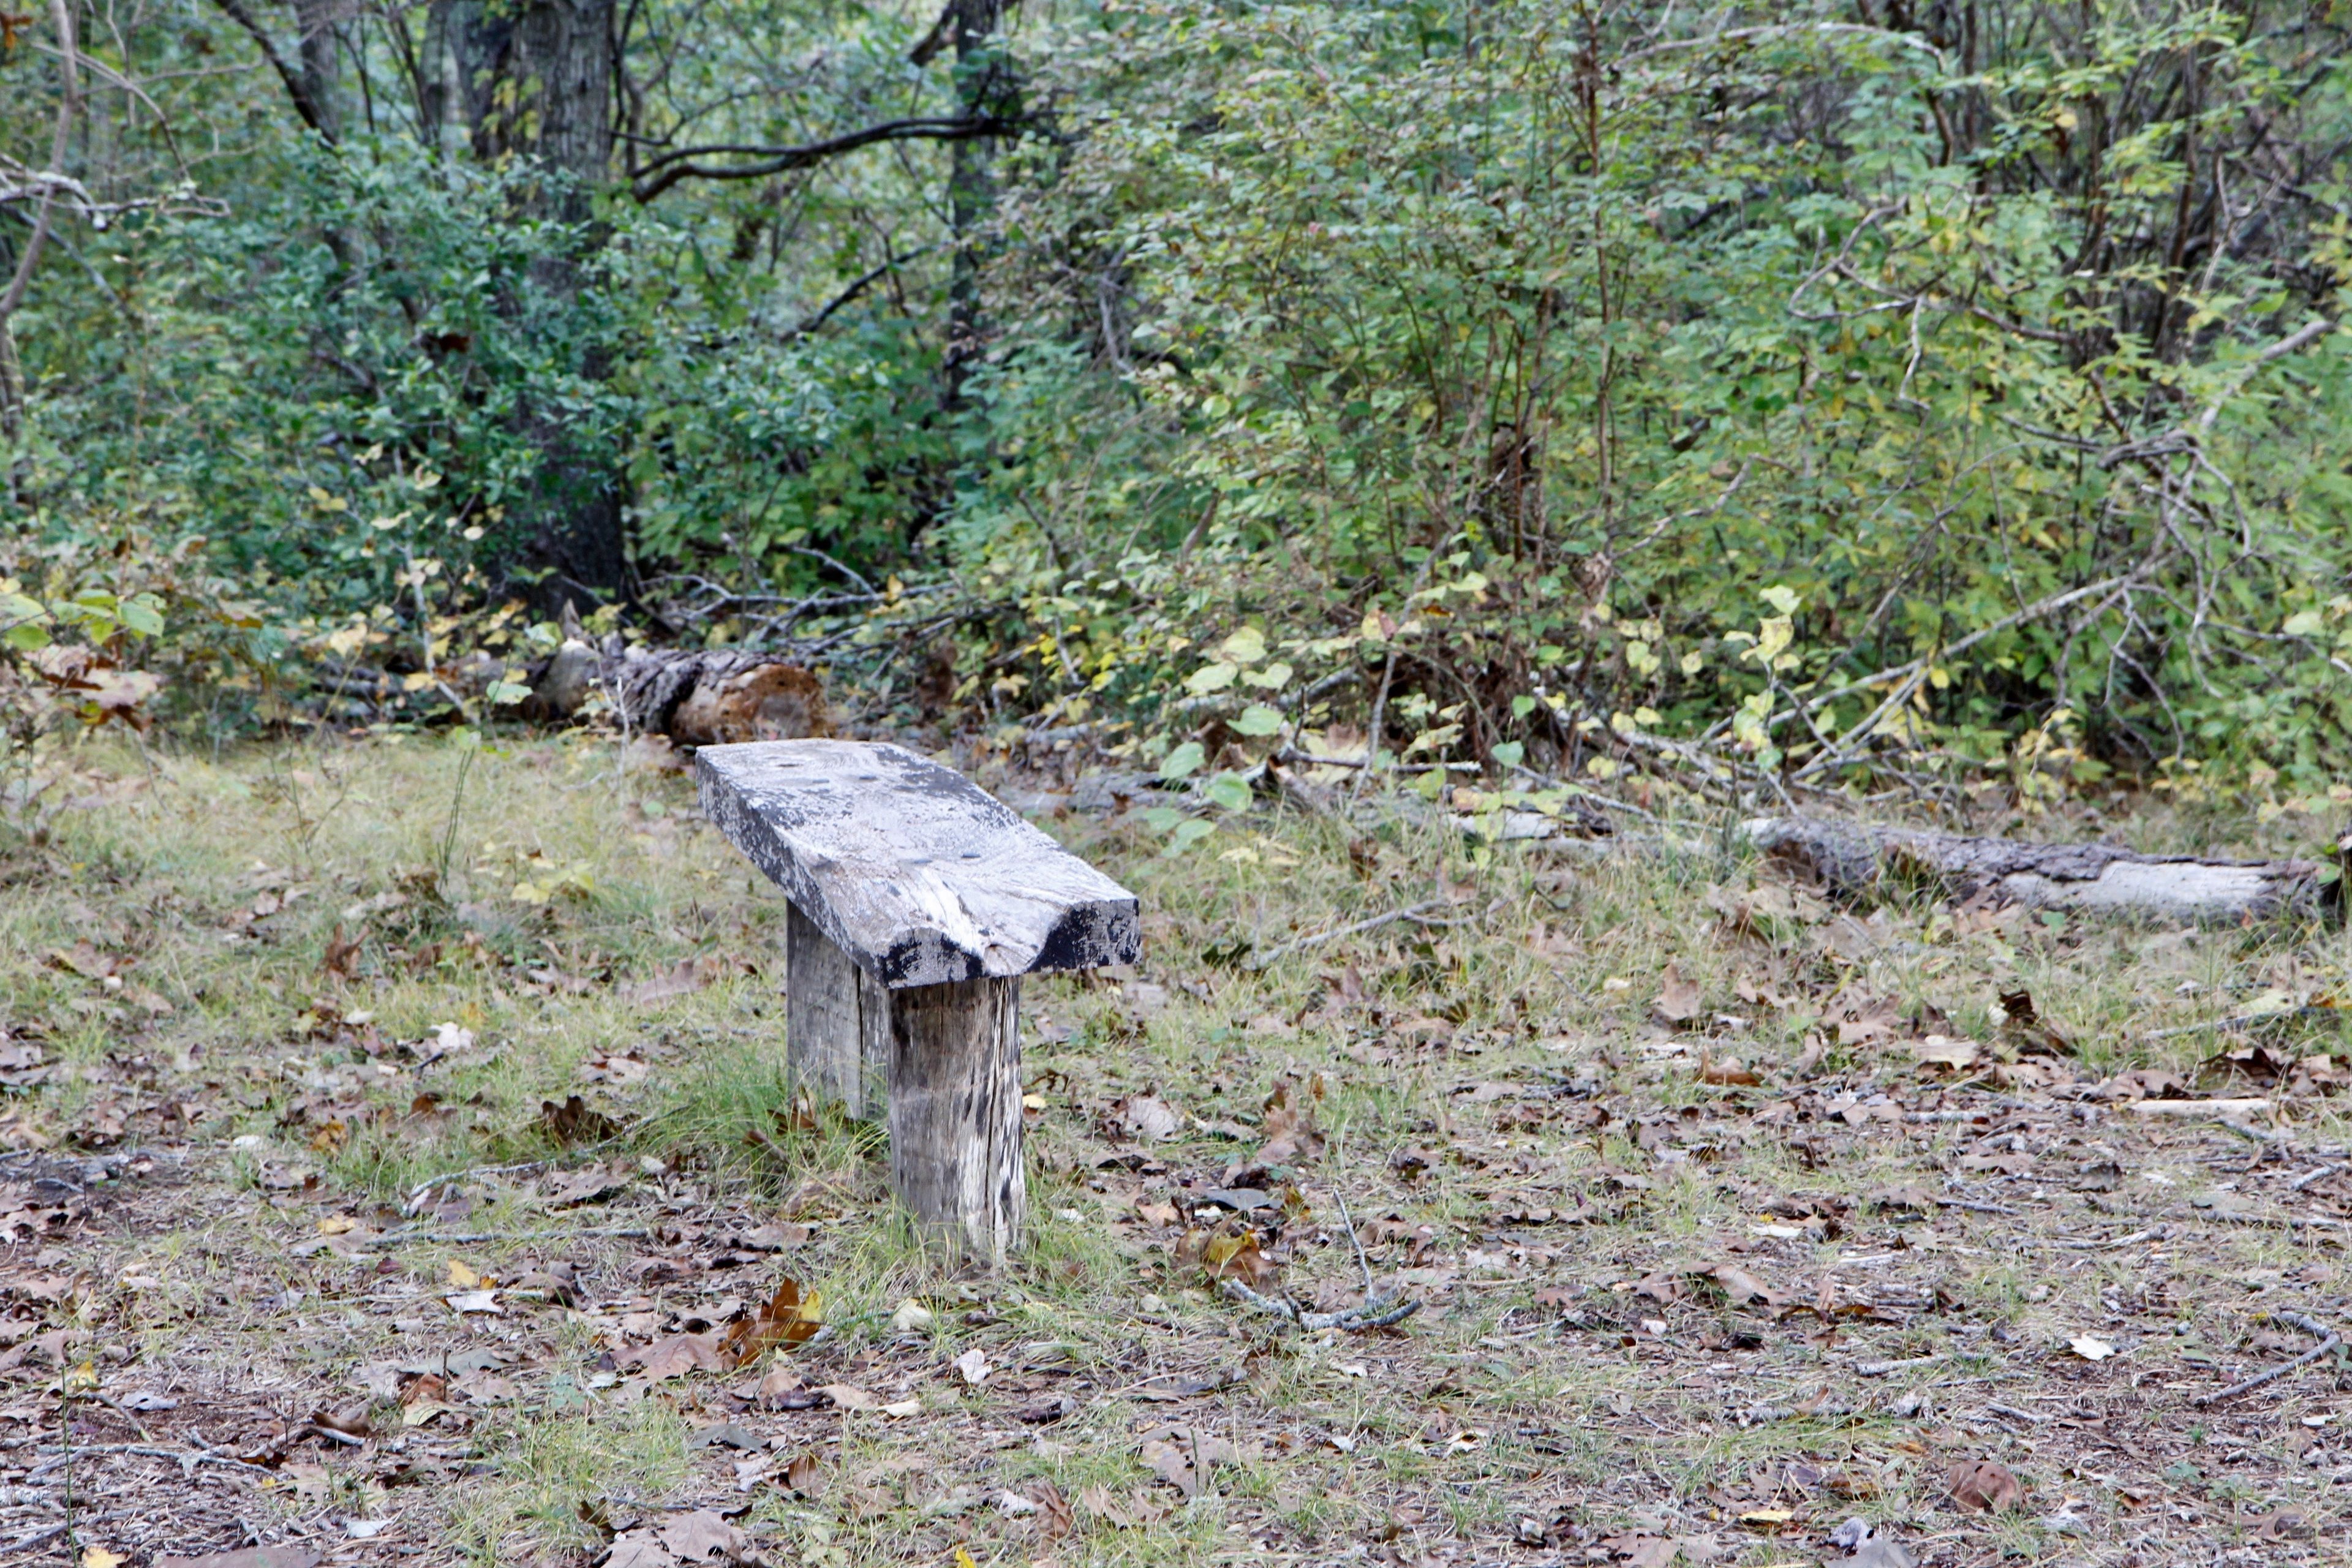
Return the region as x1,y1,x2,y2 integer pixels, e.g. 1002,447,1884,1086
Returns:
696,739,1139,1262
887,976,1025,1263
785,903,889,1119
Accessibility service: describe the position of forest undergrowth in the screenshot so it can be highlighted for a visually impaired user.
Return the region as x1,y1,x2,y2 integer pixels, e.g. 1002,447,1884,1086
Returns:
0,729,2343,1566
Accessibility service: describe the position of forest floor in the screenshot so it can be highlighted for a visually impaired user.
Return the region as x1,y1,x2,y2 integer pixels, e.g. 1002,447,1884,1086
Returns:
0,731,2345,1568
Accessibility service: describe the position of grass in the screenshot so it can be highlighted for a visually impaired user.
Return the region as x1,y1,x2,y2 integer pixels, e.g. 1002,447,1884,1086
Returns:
0,728,2346,1563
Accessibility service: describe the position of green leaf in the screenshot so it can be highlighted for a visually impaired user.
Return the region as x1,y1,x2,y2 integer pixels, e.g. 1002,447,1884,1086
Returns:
1139,805,1183,832
116,594,166,639
1163,818,1216,856
1218,626,1267,664
1204,771,1253,811
1232,704,1283,737
1490,741,1525,769
488,679,532,706
1185,662,1239,696
1159,741,1206,781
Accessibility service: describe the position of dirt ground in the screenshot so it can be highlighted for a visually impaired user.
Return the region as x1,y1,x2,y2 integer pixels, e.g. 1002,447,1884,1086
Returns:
0,733,2345,1567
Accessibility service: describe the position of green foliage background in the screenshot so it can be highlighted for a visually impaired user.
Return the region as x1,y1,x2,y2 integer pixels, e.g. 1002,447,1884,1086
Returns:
4,0,2351,795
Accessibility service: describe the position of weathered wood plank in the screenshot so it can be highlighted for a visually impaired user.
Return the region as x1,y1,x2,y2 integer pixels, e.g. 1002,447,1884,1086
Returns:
785,903,889,1118
886,976,1025,1262
698,739,1141,987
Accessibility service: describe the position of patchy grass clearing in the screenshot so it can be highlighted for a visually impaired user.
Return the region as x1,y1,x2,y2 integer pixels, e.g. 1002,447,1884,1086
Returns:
0,732,2346,1567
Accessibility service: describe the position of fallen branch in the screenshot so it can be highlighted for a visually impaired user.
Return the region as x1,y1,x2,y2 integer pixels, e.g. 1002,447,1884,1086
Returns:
1246,902,1460,970
25,1442,274,1479
2193,1311,2342,1407
1746,816,2333,923
1219,1278,1421,1332
2124,1098,2272,1122
402,1158,555,1216
1219,1192,1420,1330
2140,1006,2340,1042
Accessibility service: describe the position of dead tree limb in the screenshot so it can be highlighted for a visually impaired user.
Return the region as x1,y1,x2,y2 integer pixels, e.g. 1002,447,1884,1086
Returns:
524,641,827,747
1746,815,2337,923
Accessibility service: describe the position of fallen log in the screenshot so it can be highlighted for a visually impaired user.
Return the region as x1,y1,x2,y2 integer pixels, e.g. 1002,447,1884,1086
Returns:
1745,815,2340,924
523,641,828,747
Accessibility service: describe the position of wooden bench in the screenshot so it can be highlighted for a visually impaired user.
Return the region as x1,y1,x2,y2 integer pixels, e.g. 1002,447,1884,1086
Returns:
696,739,1140,1261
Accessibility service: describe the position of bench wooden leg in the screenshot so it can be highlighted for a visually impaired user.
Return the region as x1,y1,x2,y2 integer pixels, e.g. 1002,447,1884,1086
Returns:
785,903,889,1118
886,977,1025,1263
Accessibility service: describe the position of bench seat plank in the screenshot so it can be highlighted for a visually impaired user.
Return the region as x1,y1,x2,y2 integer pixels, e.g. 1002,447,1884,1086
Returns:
697,739,1140,989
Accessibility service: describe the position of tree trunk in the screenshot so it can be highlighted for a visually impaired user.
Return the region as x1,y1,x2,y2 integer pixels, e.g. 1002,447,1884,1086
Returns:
1746,816,2339,924
289,0,342,142
944,0,1012,414
429,0,627,608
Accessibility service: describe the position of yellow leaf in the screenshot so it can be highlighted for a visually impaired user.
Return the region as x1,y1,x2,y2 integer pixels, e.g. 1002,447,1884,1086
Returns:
447,1259,480,1289
81,1549,127,1568
954,1550,978,1568
318,1215,356,1235
1740,1507,1795,1526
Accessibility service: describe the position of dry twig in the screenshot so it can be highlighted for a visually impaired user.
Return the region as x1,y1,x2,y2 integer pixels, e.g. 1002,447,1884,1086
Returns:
2193,1311,2342,1407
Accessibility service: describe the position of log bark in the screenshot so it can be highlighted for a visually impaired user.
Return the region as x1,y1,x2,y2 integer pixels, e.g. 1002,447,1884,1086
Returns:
523,642,828,747
885,974,1024,1263
1746,815,2337,923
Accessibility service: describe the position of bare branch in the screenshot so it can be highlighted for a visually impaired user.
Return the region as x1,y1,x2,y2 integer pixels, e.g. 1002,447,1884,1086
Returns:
629,114,1020,202
206,0,337,141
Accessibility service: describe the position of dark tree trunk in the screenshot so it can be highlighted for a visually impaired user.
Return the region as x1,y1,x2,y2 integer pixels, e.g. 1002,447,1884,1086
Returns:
428,0,627,608
289,0,341,141
944,0,1013,414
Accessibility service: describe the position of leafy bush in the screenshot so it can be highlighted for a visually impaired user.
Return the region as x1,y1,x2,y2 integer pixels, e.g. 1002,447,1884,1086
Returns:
973,0,2352,791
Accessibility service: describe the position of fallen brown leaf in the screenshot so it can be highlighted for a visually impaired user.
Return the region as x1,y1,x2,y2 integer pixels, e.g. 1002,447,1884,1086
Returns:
625,959,712,1008
783,1451,825,1498
1654,962,1702,1025
656,1509,747,1563
1254,1077,1326,1167
721,1277,823,1362
601,1535,671,1568
1945,1458,2022,1513
1035,1478,1075,1540
1114,1093,1181,1142
320,924,361,980
1597,1534,1684,1567
541,1094,621,1145
1703,1264,1788,1311
1697,1052,1761,1087
1139,1426,1243,1496
623,1332,729,1380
